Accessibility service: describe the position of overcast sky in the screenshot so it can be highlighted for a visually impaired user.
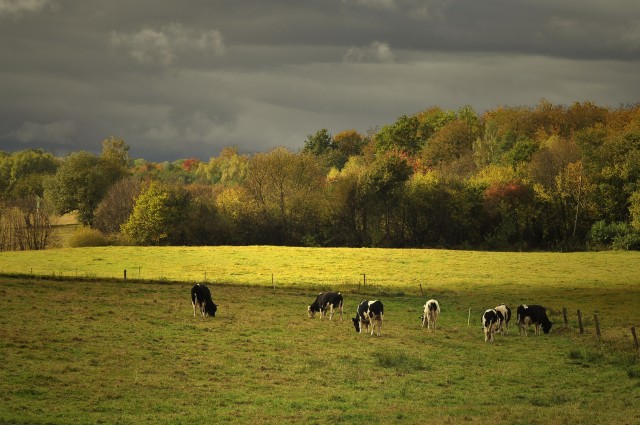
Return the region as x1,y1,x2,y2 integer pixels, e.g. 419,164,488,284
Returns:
1,0,639,162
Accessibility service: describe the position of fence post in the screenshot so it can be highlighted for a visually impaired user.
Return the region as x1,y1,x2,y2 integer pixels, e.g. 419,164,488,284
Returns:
468,308,471,327
632,327,639,351
272,274,275,290
419,284,424,296
577,310,584,334
562,308,568,326
124,269,127,281
362,274,366,287
594,314,601,341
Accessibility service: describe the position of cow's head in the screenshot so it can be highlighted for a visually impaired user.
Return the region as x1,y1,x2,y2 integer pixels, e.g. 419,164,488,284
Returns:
542,320,553,334
206,302,217,317
352,316,361,333
308,305,315,318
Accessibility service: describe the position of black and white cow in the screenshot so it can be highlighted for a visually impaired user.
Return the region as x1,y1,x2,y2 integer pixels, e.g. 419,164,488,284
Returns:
308,291,344,321
482,309,499,342
191,284,217,318
420,299,440,330
517,304,552,335
494,304,511,336
352,300,384,336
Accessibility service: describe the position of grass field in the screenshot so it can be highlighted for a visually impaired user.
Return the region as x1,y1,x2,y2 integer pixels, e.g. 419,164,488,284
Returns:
1,247,639,424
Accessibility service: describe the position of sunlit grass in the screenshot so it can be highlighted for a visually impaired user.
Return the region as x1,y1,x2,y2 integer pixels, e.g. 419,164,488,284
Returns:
2,246,639,291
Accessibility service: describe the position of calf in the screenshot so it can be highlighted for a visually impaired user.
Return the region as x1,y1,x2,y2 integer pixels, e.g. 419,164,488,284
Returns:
517,304,552,336
420,299,440,330
191,284,217,318
352,300,384,336
482,309,499,342
494,304,511,335
308,291,344,321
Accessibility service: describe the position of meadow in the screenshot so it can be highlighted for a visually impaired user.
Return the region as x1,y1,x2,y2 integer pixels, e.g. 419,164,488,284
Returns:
1,247,639,424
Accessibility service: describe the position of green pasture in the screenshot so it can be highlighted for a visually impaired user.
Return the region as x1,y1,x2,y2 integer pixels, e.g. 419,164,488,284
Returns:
0,275,638,424
0,247,639,423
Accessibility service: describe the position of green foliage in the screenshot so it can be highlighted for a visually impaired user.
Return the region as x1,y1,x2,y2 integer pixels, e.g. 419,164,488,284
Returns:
45,148,129,226
121,182,191,245
374,114,422,155
68,227,109,247
195,147,248,186
4,102,640,251
629,190,640,231
590,221,630,246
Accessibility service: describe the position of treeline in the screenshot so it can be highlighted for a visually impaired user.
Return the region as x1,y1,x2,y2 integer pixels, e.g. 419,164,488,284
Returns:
2,100,640,251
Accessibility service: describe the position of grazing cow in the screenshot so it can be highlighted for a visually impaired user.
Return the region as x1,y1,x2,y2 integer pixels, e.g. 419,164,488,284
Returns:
517,304,552,335
494,304,511,335
352,300,384,336
420,299,440,330
308,291,344,321
482,309,499,342
191,284,217,318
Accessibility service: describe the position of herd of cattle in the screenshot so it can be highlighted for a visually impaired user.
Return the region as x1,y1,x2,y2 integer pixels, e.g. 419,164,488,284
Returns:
190,284,553,342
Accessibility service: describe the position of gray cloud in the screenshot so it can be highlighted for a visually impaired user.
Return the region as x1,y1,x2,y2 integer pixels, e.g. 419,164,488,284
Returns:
0,0,54,17
0,0,639,161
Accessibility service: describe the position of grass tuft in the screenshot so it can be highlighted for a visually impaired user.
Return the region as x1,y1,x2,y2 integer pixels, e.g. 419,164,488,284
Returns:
373,350,430,373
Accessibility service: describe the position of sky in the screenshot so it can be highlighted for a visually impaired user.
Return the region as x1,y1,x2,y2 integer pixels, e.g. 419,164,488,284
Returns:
1,0,639,162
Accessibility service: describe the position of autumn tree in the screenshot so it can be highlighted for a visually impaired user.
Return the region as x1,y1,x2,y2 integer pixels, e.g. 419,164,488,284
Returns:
243,147,328,244
93,177,142,234
121,182,191,245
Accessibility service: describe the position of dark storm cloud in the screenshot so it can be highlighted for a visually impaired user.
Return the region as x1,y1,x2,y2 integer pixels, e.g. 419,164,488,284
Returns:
0,0,639,161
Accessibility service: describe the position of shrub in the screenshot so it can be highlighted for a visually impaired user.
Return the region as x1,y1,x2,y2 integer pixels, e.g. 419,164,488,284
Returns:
68,227,109,247
589,221,630,247
612,232,640,251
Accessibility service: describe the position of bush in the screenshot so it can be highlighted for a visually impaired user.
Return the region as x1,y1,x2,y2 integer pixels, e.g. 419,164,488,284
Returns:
68,227,109,247
588,221,640,250
589,221,630,247
612,232,640,250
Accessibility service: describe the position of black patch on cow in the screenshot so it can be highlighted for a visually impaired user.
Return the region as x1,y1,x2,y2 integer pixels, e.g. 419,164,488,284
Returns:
191,284,217,317
517,304,552,334
353,300,383,333
309,291,343,315
482,309,498,328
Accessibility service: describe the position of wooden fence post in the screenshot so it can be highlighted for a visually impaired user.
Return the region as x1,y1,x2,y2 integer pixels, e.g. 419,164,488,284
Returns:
419,284,424,296
362,274,366,287
124,269,127,281
594,314,601,341
562,308,568,326
577,310,584,334
632,327,639,351
468,308,471,327
272,274,275,290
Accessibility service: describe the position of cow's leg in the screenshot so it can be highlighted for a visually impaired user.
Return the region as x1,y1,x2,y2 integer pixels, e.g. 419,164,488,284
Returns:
192,299,197,317
339,305,343,322
328,304,334,320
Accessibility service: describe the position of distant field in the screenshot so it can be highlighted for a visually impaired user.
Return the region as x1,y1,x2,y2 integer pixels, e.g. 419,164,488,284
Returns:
0,275,638,424
2,246,640,291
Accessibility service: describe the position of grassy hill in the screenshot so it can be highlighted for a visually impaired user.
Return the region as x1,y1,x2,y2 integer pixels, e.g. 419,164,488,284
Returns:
0,247,639,423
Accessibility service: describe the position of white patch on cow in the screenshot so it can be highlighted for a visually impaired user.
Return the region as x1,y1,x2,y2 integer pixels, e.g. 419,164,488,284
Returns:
495,304,510,336
422,299,440,330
